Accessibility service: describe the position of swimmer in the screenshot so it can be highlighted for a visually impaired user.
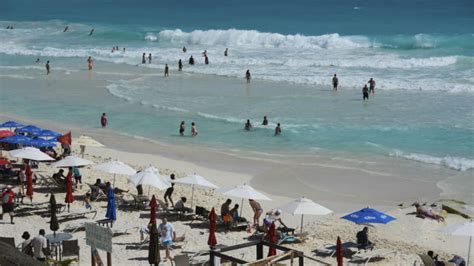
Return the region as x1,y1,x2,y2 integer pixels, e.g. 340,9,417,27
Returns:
368,78,376,94
35,58,40,63
224,48,228,56
148,53,152,64
182,46,187,53
262,116,268,126
87,56,93,70
178,59,183,71
45,61,50,75
111,47,115,53
63,26,69,32
204,55,209,65
245,69,251,83
275,123,281,136
142,53,146,64
332,74,338,90
189,56,195,65
244,120,252,131
89,28,94,36
179,121,185,136
164,64,169,77
362,84,369,100
123,47,126,53
191,122,198,137
202,50,207,56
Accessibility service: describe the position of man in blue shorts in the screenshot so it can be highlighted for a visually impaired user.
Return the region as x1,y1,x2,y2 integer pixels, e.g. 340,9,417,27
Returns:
159,218,175,261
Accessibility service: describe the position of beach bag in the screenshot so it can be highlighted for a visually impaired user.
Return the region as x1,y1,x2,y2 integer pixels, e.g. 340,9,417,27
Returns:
223,214,232,222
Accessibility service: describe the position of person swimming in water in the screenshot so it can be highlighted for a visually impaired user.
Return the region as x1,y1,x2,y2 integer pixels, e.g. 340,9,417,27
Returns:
87,56,93,70
189,56,195,65
148,53,152,64
89,28,94,36
45,61,50,75
164,64,169,77
191,122,198,137
275,123,281,136
244,120,252,131
262,116,268,126
224,48,228,56
63,26,69,32
245,69,251,83
142,53,146,64
332,74,339,90
178,59,183,71
182,46,187,53
179,121,185,136
35,58,40,63
362,84,369,100
368,78,376,94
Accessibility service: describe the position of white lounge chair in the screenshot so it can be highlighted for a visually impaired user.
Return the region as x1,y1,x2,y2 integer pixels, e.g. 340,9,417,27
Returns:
351,248,397,265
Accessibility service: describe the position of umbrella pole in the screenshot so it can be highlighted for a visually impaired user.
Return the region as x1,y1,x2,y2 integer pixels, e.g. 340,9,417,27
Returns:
240,198,244,220
113,174,116,186
468,235,472,266
191,185,195,209
67,203,70,213
300,214,304,235
148,186,150,197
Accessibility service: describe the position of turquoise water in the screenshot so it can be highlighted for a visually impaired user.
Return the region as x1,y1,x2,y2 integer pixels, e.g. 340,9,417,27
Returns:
0,0,473,171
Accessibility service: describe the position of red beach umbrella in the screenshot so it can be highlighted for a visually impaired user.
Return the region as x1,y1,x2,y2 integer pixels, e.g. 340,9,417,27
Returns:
65,169,74,212
336,236,343,266
25,164,33,202
149,195,157,226
208,207,217,247
0,130,14,138
267,222,277,257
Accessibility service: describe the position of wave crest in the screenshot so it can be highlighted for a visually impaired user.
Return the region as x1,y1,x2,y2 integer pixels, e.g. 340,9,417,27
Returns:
390,150,474,171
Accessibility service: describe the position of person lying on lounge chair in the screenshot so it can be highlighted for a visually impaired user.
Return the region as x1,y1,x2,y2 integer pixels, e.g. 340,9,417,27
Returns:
414,203,445,222
105,182,128,194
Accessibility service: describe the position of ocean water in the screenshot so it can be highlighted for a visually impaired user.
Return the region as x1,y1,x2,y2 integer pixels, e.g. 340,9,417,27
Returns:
0,0,473,171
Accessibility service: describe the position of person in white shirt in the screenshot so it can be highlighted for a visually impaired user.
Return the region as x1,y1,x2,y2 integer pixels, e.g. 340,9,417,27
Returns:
158,218,175,261
31,229,48,261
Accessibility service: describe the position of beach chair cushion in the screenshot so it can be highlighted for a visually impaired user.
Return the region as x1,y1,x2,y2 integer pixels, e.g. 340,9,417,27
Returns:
62,239,80,260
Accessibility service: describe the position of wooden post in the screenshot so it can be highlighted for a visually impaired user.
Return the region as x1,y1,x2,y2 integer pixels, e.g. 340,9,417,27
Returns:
107,252,112,266
256,242,263,260
91,248,95,266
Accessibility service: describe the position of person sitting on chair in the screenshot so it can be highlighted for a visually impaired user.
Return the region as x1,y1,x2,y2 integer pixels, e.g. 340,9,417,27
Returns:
52,169,66,184
356,227,374,250
174,197,193,213
230,204,246,222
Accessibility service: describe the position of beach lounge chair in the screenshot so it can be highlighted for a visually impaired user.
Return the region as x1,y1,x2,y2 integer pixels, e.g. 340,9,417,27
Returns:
173,254,190,266
61,239,80,262
350,248,397,265
0,237,15,248
131,194,149,209
87,184,107,201
418,254,435,266
57,209,97,221
315,241,359,257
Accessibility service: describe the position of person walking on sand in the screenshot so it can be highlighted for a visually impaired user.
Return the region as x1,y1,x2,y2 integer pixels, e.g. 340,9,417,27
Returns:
142,53,146,64
87,56,93,70
246,69,251,83
159,218,176,262
224,48,229,56
332,74,339,90
249,199,263,227
262,116,268,126
275,123,281,136
45,61,50,75
191,122,198,137
1,185,15,224
101,113,108,128
179,121,185,136
362,84,369,101
244,119,252,131
178,59,183,71
368,78,376,94
148,53,152,64
164,174,175,206
164,64,169,77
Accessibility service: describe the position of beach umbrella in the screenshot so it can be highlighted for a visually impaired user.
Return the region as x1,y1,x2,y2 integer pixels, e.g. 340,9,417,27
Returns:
1,135,34,145
0,130,15,138
32,129,62,138
9,147,55,161
149,195,157,226
49,194,59,236
16,125,43,134
129,167,170,196
105,187,117,223
52,156,93,168
148,223,160,265
26,138,56,148
218,183,271,216
341,207,396,225
208,208,217,248
65,169,75,212
336,236,343,266
173,174,218,208
267,222,277,257
92,160,136,186
440,220,473,266
277,197,333,234
25,164,33,202
0,120,24,129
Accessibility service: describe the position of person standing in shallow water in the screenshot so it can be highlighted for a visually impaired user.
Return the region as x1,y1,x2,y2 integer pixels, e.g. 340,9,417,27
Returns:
246,69,251,83
87,56,93,70
164,64,169,77
262,116,268,126
224,48,229,56
362,84,369,101
275,123,281,136
191,122,198,137
142,53,146,64
101,113,108,128
332,74,338,90
182,46,187,53
179,121,185,136
178,59,183,71
244,120,252,131
148,53,152,64
368,78,376,94
45,61,50,75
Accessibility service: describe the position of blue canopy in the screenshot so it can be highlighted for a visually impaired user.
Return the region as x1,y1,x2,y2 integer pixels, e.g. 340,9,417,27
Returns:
32,129,62,138
27,138,56,148
105,188,117,221
0,135,33,145
0,120,24,128
341,207,396,224
16,125,43,134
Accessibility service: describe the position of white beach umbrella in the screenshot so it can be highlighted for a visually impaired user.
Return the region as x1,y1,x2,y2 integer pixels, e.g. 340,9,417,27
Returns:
9,147,55,161
129,167,171,195
173,174,219,208
52,156,94,168
93,160,136,186
277,197,333,234
440,220,473,265
218,184,271,216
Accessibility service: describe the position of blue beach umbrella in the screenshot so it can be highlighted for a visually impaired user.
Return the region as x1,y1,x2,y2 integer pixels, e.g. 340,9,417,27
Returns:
32,129,62,138
341,207,396,224
27,138,57,148
0,135,34,145
16,125,43,134
105,188,117,222
0,120,24,128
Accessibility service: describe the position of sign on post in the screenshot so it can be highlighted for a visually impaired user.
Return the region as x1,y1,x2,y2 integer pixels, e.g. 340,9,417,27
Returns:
85,223,113,253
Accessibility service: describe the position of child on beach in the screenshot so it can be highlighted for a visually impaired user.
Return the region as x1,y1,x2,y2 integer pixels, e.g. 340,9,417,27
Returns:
87,56,93,70
363,85,369,100
84,193,92,210
275,123,281,136
101,113,108,128
191,122,198,136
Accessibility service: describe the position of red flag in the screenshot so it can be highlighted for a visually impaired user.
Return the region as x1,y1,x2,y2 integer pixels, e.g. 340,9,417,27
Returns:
149,195,157,226
267,222,277,257
208,208,217,247
336,236,343,266
25,164,33,199
65,169,74,204
58,132,72,145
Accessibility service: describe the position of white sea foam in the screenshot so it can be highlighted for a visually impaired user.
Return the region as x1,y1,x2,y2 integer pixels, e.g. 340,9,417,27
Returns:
390,150,474,171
